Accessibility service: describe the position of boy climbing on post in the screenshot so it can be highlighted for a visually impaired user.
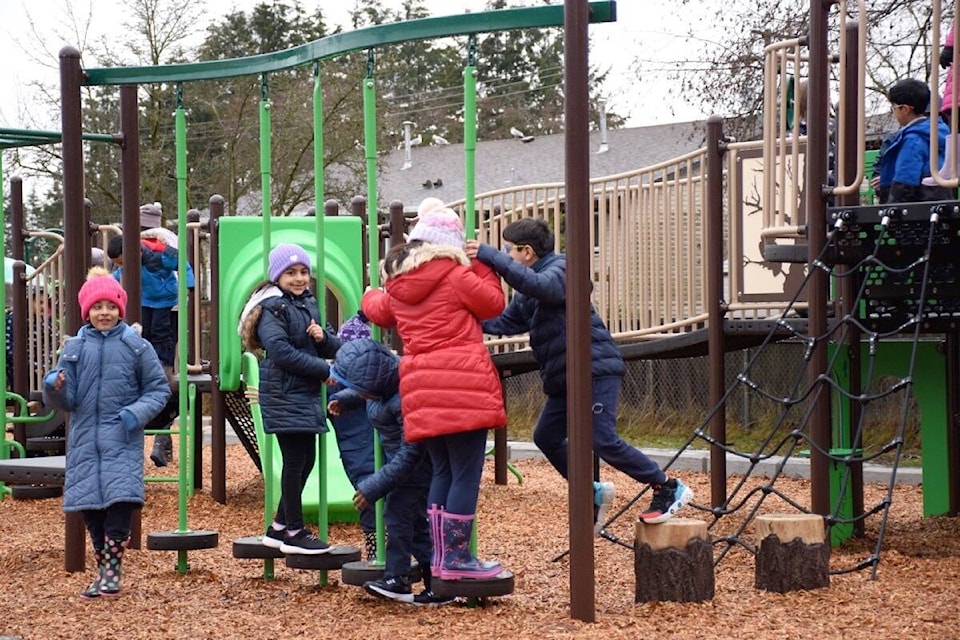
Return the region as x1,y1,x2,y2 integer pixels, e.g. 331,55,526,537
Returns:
465,218,693,530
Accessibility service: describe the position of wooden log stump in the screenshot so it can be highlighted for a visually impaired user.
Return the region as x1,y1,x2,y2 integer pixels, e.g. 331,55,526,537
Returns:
754,514,829,593
635,518,714,603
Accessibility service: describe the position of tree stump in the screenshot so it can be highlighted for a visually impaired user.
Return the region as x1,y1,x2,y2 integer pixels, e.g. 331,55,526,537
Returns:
635,518,714,603
754,514,829,593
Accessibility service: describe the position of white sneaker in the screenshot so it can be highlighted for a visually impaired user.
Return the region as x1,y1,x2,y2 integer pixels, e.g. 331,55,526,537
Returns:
593,481,616,535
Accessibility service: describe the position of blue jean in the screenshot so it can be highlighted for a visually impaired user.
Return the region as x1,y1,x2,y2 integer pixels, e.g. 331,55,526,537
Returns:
83,501,138,548
383,480,431,580
424,428,488,515
534,376,666,486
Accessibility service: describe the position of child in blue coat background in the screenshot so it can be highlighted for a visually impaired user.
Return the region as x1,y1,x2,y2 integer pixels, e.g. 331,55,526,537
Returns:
327,311,378,561
43,267,170,599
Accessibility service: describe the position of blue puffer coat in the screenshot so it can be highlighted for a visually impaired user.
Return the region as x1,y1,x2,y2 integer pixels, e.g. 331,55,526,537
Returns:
253,290,340,434
330,339,431,503
477,248,626,397
42,322,170,512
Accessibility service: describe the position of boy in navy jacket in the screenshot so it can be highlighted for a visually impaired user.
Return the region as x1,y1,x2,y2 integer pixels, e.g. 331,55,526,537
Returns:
467,218,693,530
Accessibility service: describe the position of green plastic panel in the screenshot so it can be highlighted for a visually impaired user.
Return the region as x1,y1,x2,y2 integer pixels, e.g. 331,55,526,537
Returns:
217,215,364,392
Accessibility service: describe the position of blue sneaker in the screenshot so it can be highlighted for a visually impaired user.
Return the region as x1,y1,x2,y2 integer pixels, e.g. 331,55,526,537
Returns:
640,478,693,524
593,481,616,535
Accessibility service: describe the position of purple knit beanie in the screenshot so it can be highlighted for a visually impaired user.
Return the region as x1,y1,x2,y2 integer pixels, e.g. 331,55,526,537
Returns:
268,243,312,283
337,311,371,342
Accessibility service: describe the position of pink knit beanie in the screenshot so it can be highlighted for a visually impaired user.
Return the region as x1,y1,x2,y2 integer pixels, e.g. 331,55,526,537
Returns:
409,198,464,249
78,267,127,320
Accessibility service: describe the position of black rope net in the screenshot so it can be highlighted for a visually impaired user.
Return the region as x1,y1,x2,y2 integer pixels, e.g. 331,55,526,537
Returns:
223,387,262,472
600,201,955,579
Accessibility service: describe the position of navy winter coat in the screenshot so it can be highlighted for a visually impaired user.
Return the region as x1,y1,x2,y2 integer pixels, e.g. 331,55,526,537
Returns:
330,339,431,503
42,322,170,512
254,290,340,434
477,248,626,397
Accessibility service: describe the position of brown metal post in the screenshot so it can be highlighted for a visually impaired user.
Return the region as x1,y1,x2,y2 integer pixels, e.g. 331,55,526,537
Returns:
119,85,142,324
350,196,369,289
11,261,27,449
564,0,595,622
386,201,406,354
806,0,832,516
59,45,87,573
946,333,960,516
494,377,508,485
838,20,864,534
83,198,93,266
388,200,406,243
323,202,341,326
705,115,728,508
209,196,227,503
117,82,145,550
10,177,29,441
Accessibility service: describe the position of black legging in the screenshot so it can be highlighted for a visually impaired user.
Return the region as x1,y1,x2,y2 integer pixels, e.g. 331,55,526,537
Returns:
274,432,317,530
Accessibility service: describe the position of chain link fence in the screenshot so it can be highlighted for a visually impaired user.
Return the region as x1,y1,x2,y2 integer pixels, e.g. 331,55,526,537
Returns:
502,343,920,456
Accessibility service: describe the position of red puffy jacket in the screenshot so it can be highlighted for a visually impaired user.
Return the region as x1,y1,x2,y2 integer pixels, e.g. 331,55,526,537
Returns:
362,242,507,442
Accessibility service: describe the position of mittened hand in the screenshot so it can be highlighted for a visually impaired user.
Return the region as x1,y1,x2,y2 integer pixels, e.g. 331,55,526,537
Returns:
119,409,139,436
941,46,954,69
353,490,369,511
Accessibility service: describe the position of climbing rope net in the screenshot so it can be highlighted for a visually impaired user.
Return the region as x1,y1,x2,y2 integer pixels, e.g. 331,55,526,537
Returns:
601,200,957,579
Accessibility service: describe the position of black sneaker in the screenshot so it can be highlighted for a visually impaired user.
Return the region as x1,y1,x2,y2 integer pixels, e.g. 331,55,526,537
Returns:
640,478,693,524
364,576,414,603
261,527,284,549
412,589,455,607
279,528,331,555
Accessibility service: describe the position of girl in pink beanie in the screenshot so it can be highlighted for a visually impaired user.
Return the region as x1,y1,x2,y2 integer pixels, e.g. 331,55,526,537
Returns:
43,267,170,598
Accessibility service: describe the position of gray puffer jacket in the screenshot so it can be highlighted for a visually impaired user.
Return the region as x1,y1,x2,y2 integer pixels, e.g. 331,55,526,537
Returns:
43,322,170,512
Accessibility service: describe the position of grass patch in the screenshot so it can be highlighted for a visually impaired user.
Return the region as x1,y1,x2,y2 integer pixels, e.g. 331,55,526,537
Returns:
504,388,923,468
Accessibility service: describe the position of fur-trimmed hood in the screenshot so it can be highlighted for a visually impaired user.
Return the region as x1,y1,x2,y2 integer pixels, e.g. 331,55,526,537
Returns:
381,242,469,281
382,242,471,307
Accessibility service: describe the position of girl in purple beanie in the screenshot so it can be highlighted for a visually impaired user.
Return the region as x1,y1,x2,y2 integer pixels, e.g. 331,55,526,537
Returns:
239,243,342,555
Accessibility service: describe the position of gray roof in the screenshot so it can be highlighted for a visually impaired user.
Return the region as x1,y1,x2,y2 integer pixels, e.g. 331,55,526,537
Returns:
378,120,707,210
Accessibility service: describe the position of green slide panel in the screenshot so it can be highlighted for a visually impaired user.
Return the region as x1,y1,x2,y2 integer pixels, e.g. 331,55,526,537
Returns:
221,216,365,523
217,215,364,391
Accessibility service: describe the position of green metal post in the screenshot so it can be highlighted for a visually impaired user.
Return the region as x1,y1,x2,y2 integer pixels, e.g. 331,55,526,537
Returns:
260,75,272,276
463,36,478,240
362,49,386,562
174,89,190,540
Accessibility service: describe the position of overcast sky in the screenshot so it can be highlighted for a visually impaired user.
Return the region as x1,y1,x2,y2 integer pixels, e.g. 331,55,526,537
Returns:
0,0,706,130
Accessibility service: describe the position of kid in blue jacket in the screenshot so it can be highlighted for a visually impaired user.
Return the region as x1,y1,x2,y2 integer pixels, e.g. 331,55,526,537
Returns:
43,267,170,599
329,339,449,606
466,218,693,530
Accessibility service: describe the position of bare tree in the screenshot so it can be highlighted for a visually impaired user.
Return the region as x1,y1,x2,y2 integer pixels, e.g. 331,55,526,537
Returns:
645,0,947,140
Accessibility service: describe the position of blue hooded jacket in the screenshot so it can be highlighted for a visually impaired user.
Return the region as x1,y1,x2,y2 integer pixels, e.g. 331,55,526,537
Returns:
876,116,950,203
330,339,431,503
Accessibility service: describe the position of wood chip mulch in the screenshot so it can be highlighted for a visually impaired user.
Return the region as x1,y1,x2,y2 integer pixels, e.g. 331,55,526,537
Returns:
1,443,958,640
